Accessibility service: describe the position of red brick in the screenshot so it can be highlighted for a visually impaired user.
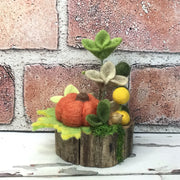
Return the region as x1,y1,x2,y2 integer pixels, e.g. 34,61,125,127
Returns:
129,65,180,125
68,0,179,52
24,64,101,122
0,66,15,124
0,0,58,50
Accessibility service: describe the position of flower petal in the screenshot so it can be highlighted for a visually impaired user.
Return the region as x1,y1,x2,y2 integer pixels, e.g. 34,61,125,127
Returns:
110,75,128,86
64,84,79,96
85,70,104,83
100,61,116,84
50,96,63,103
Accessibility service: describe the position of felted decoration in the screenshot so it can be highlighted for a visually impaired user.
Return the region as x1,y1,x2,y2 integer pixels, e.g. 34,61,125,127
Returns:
32,84,92,140
86,99,111,127
85,61,128,86
115,62,131,77
50,84,79,103
31,30,133,167
82,30,122,61
108,111,122,126
55,93,99,127
32,108,91,140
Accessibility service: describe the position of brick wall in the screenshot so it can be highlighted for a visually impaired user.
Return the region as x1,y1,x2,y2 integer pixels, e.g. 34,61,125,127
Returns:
0,0,179,132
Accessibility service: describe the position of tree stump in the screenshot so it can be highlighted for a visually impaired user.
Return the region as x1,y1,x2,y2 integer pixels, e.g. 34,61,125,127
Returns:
55,121,134,167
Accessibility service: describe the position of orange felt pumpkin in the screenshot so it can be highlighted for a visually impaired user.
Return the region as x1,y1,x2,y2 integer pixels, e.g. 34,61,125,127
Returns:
55,93,99,127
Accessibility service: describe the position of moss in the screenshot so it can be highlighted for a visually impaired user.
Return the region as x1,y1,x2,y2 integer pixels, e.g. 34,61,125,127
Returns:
91,124,125,162
116,125,125,162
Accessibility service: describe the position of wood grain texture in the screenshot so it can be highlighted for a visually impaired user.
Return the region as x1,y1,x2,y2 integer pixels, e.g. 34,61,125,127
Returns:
80,133,119,167
55,132,80,164
55,121,134,167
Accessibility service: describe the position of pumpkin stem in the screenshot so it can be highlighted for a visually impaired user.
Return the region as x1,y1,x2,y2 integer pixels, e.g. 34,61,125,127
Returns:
76,93,89,102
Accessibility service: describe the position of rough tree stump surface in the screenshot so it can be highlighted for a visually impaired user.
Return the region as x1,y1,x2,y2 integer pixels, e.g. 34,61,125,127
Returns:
55,121,134,167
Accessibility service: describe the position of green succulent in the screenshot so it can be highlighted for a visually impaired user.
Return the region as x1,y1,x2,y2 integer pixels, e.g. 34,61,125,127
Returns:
82,30,122,63
86,99,111,127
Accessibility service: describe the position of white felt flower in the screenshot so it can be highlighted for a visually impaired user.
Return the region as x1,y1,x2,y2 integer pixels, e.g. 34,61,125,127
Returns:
85,61,128,86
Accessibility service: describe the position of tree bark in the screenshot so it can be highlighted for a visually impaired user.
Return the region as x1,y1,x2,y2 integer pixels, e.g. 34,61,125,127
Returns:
55,132,80,164
55,121,134,167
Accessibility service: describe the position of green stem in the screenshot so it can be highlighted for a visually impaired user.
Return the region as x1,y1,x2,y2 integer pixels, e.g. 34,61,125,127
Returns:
119,105,122,111
101,86,107,100
100,59,104,66
99,88,104,100
98,88,103,100
98,85,107,100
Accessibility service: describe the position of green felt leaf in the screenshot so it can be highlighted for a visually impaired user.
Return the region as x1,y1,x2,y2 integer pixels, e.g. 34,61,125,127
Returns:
32,108,59,131
32,108,91,140
102,37,122,57
86,114,103,127
81,39,102,59
96,37,122,60
97,48,117,60
64,84,79,96
97,101,110,123
95,30,110,49
81,126,92,135
37,108,56,117
81,39,100,52
101,99,111,108
82,31,122,61
110,37,122,47
95,50,111,60
50,96,63,103
58,125,81,140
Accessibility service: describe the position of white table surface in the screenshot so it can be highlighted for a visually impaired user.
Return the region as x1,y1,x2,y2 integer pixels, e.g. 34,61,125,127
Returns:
0,132,180,180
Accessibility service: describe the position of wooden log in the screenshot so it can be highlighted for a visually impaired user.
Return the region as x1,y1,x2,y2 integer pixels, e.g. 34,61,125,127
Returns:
80,133,118,167
123,121,134,159
55,132,80,164
55,121,134,167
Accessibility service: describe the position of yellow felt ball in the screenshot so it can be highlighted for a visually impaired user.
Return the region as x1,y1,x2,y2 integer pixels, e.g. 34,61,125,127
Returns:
112,87,130,104
116,110,130,126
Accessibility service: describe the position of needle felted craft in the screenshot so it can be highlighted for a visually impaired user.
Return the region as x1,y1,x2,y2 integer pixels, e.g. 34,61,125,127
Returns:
32,30,134,167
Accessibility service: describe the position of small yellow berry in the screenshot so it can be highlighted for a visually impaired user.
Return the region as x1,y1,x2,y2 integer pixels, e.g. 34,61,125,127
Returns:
112,87,130,104
116,110,130,125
